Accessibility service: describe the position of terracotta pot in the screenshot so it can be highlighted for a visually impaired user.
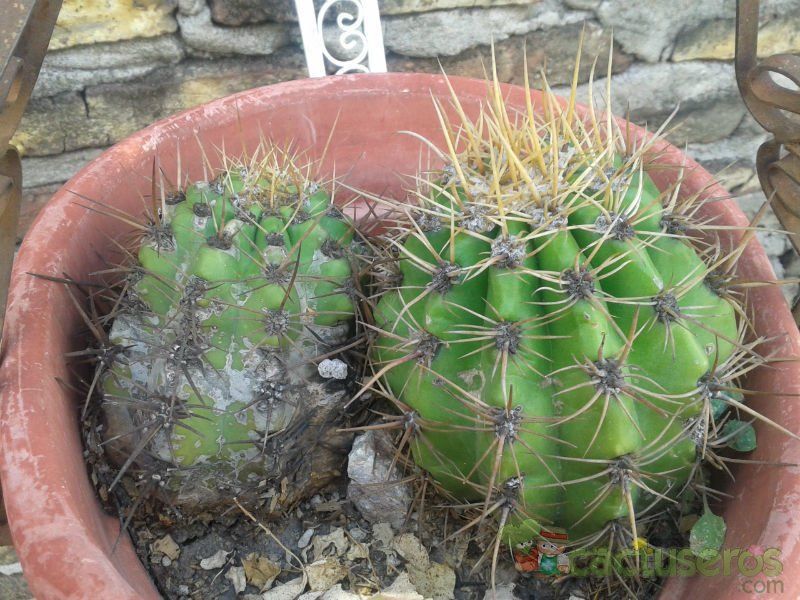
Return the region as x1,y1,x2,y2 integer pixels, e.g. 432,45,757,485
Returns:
1,74,798,599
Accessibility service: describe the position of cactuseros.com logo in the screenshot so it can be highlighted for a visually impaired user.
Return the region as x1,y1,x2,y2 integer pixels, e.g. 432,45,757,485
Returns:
514,533,783,594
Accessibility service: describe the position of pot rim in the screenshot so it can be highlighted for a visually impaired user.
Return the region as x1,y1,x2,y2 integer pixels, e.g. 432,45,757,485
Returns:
2,72,798,599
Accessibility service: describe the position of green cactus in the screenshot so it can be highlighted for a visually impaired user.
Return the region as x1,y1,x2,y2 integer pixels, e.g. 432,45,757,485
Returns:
367,73,785,552
97,151,362,511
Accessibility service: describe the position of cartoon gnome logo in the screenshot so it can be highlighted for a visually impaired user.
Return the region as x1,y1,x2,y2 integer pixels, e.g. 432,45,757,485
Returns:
514,528,570,577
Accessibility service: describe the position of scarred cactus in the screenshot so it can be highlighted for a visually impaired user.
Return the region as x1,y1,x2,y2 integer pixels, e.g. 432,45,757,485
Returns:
92,149,364,511
365,64,793,559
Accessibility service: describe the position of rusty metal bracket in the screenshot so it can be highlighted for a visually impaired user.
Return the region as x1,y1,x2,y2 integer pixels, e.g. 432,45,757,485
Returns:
736,1,800,250
0,0,62,346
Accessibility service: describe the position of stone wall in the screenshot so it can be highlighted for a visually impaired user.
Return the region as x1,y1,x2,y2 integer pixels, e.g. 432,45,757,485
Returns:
13,0,800,299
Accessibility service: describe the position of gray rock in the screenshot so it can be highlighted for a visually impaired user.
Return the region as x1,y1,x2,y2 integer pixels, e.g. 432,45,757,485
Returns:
565,0,601,8
33,35,185,97
210,0,296,26
687,131,767,189
42,35,184,70
199,549,230,570
0,546,29,600
22,52,305,156
209,0,534,26
306,559,349,591
670,96,746,145
781,253,800,305
553,62,743,145
389,20,632,88
595,0,726,62
595,0,800,63
297,528,315,549
178,5,290,56
35,64,157,98
383,0,591,57
225,565,247,593
673,13,800,61
737,191,791,259
482,583,520,600
736,191,797,300
380,0,537,15
263,576,306,600
13,91,89,157
178,0,206,16
735,112,772,138
21,148,105,188
347,430,411,530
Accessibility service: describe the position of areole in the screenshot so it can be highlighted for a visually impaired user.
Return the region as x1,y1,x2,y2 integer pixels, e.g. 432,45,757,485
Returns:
0,74,799,599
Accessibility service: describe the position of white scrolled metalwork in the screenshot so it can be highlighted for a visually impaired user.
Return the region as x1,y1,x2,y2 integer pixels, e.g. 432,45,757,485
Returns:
319,0,368,74
294,0,387,78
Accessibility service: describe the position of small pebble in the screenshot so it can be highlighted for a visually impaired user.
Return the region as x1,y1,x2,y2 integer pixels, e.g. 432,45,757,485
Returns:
482,583,518,600
225,566,247,594
152,534,181,560
306,558,349,591
298,528,315,549
200,549,229,570
318,358,348,379
348,527,367,542
347,431,411,529
262,576,306,600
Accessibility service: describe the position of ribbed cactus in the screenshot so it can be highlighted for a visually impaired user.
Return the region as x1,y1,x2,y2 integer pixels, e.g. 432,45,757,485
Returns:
97,151,362,510
367,71,781,552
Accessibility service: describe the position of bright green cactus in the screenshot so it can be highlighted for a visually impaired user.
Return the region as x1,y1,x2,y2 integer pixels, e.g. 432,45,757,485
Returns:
367,72,786,554
98,151,362,511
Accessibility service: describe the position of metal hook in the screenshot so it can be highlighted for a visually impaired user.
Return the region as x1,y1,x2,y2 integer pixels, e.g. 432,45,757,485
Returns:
0,0,63,344
736,0,800,268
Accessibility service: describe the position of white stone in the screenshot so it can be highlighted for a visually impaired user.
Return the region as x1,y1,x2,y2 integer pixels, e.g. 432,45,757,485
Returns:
262,576,306,600
200,549,230,570
482,583,519,600
152,534,181,560
372,522,395,549
298,527,315,549
318,358,348,380
391,534,429,569
226,566,247,594
306,558,349,591
318,584,361,599
372,573,423,600
347,431,411,529
312,527,349,560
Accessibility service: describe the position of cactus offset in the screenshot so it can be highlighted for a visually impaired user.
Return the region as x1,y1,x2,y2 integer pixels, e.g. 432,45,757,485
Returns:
94,149,363,511
366,60,793,560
